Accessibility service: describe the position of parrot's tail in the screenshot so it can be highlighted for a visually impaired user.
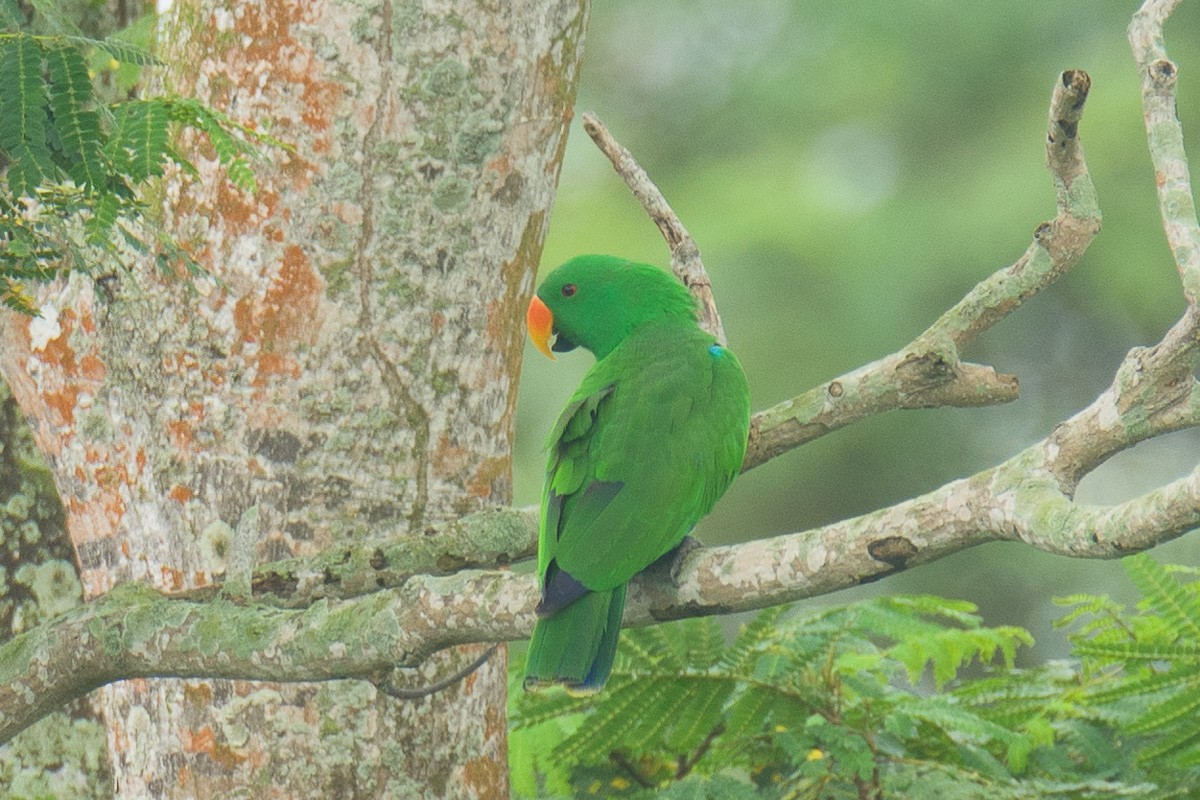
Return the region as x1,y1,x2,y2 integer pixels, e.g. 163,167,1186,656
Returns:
523,584,628,695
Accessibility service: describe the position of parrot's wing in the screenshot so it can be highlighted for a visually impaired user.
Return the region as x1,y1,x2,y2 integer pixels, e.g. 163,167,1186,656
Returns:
538,329,747,602
537,382,622,616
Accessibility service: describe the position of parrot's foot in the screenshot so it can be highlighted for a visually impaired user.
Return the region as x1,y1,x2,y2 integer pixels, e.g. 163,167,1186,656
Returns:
644,534,703,587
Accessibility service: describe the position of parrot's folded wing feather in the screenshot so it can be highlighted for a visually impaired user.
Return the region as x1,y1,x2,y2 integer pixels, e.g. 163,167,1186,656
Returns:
541,328,748,593
538,481,624,615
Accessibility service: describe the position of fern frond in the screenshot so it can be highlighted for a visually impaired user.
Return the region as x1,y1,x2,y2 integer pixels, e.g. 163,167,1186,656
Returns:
25,0,82,36
886,594,984,627
890,626,1032,688
722,685,775,740
719,605,787,674
955,671,1071,728
622,624,686,673
1135,721,1200,764
618,677,696,754
84,191,124,243
1126,681,1200,735
511,682,611,730
676,617,724,671
663,677,735,752
0,34,53,195
1124,554,1200,641
904,696,1022,747
614,627,661,673
0,1,24,31
0,275,39,314
44,41,106,190
65,35,162,67
1075,640,1200,664
554,678,665,762
857,597,955,642
107,99,170,183
225,157,257,192
1085,665,1200,704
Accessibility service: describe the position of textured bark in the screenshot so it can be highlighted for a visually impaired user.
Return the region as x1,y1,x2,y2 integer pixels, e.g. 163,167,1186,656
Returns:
0,0,588,796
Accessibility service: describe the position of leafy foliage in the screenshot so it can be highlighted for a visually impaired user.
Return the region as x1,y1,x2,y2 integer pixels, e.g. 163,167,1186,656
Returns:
0,14,284,314
1060,555,1200,771
513,595,1059,799
512,566,1200,800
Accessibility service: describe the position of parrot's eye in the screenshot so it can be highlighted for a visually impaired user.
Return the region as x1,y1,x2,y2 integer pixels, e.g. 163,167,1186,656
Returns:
561,284,577,298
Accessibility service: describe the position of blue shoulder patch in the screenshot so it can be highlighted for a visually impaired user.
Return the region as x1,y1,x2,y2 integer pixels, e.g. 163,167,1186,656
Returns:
708,344,723,357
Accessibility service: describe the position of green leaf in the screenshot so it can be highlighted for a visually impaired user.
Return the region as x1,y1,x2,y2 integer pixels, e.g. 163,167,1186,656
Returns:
66,35,163,67
677,617,725,671
1075,640,1200,664
44,41,106,190
1125,554,1200,642
0,35,53,195
903,696,1022,747
619,676,693,753
664,677,734,752
26,0,83,36
0,0,24,32
108,99,171,183
622,624,686,673
1085,665,1200,704
1126,681,1200,735
0,275,39,314
719,605,788,673
554,678,664,763
721,685,775,740
1136,721,1200,764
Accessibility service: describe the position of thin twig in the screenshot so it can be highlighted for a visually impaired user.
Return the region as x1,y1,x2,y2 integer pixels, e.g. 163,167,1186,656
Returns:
609,750,657,789
375,644,498,700
581,112,727,345
675,722,725,779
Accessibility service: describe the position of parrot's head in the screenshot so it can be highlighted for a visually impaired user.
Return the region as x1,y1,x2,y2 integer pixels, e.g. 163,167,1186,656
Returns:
526,255,697,361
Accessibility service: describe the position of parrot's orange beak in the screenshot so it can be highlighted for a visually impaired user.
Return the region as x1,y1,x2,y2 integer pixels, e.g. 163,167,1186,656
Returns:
527,294,556,360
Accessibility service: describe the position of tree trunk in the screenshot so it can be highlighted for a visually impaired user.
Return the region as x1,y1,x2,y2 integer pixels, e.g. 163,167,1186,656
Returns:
0,0,588,795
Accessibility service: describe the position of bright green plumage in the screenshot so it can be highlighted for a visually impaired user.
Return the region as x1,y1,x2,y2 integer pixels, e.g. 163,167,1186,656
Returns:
523,255,750,693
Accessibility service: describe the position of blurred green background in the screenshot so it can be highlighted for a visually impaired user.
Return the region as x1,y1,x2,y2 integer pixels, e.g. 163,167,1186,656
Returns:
514,0,1200,664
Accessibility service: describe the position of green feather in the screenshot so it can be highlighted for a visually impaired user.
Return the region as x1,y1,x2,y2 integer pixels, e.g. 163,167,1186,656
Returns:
524,255,750,692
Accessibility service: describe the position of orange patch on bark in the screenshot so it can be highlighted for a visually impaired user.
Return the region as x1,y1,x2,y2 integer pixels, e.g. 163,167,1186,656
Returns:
170,484,194,503
94,464,128,490
264,245,322,346
234,245,323,393
461,754,506,796
433,432,471,477
80,354,105,382
168,419,194,451
39,309,77,373
467,456,510,500
183,726,216,754
42,388,80,425
302,80,340,131
161,565,186,591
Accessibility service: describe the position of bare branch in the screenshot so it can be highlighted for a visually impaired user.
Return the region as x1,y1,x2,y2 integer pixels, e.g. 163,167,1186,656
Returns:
1130,0,1200,305
581,112,727,345
744,70,1101,470
586,75,1101,473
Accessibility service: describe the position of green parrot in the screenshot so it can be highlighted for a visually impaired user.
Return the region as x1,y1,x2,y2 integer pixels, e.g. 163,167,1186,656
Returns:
523,254,750,694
